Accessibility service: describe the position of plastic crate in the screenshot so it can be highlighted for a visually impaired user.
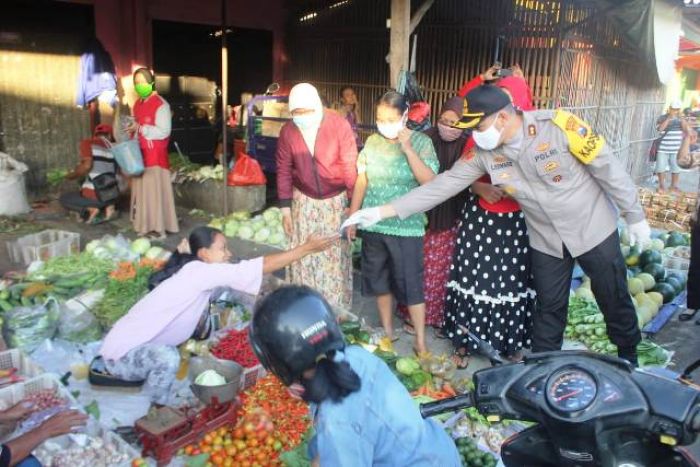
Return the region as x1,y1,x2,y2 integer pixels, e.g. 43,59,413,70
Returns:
6,230,80,265
0,348,43,380
33,421,142,467
0,374,81,440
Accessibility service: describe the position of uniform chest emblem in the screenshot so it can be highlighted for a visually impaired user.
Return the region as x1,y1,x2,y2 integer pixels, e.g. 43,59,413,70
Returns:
552,175,563,183
544,161,559,173
536,142,550,152
493,155,507,163
528,124,537,137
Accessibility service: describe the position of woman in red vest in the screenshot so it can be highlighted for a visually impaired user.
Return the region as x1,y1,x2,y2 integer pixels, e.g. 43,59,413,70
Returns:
126,68,179,239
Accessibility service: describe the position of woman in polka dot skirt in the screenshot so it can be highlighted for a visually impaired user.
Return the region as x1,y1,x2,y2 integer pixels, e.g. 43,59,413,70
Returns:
444,71,536,368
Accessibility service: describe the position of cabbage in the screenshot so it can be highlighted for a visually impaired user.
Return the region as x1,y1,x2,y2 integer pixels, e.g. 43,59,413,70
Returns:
396,358,420,376
268,232,285,245
85,240,100,253
254,228,271,243
145,246,165,260
237,225,254,240
92,246,111,260
130,238,152,255
263,208,281,223
250,219,266,232
194,370,227,386
105,238,120,252
231,211,251,221
224,220,239,237
209,219,224,230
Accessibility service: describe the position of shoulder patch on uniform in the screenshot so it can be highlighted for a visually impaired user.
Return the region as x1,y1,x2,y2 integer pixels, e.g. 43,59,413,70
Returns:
552,109,605,164
533,109,556,121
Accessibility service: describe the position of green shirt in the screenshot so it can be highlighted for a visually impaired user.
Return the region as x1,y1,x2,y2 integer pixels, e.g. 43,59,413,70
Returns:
358,132,438,237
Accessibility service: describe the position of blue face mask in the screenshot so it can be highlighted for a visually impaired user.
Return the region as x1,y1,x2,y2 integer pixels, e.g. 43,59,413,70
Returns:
293,113,319,130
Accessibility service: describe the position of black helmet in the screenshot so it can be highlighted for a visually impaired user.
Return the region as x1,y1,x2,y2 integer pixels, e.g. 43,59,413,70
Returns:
249,286,344,386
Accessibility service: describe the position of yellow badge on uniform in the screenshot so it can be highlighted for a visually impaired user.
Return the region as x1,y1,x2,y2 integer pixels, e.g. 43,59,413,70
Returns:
552,110,605,164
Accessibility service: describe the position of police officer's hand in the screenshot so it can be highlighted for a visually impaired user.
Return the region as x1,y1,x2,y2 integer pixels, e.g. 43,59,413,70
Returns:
472,182,504,204
627,220,651,248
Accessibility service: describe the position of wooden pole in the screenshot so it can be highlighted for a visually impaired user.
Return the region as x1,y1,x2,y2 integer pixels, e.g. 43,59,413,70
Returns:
389,0,410,88
221,0,229,215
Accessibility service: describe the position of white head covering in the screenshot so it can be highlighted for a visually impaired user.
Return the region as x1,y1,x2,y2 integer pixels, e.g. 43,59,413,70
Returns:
288,83,324,155
671,100,683,110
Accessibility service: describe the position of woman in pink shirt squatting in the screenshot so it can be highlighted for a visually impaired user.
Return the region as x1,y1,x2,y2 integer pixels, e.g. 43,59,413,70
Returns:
99,226,338,405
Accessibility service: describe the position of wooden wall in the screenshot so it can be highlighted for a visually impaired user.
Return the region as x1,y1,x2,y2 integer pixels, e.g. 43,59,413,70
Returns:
285,0,665,182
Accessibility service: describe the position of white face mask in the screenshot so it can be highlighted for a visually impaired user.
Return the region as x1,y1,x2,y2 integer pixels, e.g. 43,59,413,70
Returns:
472,116,503,150
377,112,406,140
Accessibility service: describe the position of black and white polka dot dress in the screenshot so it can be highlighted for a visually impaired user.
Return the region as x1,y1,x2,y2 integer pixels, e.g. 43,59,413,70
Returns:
443,195,535,356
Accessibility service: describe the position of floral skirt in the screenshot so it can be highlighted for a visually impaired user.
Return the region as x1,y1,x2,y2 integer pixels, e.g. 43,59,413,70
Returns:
444,197,535,355
290,189,352,313
397,226,457,327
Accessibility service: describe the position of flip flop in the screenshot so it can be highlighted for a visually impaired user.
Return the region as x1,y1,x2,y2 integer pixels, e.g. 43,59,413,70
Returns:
434,328,449,340
86,215,106,225
403,322,416,336
679,309,699,321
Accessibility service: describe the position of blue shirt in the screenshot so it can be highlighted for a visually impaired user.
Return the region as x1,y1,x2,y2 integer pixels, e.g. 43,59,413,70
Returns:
308,346,461,467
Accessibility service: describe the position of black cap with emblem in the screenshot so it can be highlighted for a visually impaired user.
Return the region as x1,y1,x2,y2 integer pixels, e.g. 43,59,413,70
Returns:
455,84,512,130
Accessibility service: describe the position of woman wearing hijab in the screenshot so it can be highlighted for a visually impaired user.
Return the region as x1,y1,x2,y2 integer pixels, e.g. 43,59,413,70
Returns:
440,67,537,368
126,68,179,239
397,96,470,334
276,83,358,314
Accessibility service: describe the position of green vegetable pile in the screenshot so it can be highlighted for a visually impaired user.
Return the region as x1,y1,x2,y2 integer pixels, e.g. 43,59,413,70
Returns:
453,436,497,467
92,262,155,328
565,297,670,366
0,217,43,235
279,427,314,467
29,252,113,284
46,169,69,187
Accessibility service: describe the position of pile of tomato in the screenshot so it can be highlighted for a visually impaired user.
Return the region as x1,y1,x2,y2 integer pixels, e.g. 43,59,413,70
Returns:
183,375,311,467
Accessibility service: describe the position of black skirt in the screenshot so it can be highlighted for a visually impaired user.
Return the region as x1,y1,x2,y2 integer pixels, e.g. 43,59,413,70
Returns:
443,196,535,355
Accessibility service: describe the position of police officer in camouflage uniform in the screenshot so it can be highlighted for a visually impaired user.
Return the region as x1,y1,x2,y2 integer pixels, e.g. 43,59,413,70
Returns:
343,85,652,365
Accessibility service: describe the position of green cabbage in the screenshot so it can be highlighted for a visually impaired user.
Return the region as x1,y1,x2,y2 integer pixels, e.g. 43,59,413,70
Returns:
130,238,152,255
250,219,266,232
209,219,224,230
85,240,100,253
231,211,251,221
396,357,420,376
237,225,254,240
224,220,239,237
263,207,281,223
254,228,271,243
268,232,285,245
194,369,227,386
145,246,165,260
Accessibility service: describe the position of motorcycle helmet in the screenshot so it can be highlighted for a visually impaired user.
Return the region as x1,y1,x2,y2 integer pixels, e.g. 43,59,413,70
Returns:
249,286,345,386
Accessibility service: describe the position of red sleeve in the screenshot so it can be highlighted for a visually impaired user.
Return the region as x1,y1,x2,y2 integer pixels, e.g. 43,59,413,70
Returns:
335,115,358,199
275,125,294,207
458,76,484,98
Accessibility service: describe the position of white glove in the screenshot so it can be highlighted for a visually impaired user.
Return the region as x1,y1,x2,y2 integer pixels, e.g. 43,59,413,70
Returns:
627,220,651,248
340,207,382,231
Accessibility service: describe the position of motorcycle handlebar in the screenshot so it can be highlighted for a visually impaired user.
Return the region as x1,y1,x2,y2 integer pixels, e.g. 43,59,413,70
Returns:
419,393,474,418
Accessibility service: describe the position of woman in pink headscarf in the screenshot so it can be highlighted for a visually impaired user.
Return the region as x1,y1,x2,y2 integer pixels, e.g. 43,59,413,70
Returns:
442,66,536,368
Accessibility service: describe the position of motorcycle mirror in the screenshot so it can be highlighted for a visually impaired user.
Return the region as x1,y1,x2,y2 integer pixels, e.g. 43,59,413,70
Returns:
459,325,507,366
266,83,280,95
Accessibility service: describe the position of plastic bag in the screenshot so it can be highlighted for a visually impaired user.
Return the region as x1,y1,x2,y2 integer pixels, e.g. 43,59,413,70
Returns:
3,299,60,352
0,152,31,216
58,299,102,344
111,139,144,176
227,153,266,186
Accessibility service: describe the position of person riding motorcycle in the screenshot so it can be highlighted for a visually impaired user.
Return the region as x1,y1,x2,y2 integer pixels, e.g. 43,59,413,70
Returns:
249,285,461,467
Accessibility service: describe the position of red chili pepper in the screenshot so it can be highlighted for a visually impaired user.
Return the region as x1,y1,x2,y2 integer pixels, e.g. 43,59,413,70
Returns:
211,329,260,368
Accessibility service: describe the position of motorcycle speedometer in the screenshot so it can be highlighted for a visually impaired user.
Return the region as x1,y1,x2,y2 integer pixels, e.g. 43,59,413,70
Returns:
546,368,597,413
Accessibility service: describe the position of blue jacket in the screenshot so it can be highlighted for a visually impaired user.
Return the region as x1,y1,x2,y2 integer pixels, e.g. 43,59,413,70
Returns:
309,346,461,466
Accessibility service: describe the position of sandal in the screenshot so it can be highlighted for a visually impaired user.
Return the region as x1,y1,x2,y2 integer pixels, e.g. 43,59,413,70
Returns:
86,215,106,225
403,322,416,336
451,349,470,369
679,309,699,321
434,328,449,340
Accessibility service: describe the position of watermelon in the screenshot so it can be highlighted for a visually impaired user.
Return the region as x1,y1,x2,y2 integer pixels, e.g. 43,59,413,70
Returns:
663,277,683,295
658,232,670,244
666,232,687,247
666,272,687,287
638,250,662,267
650,238,665,251
642,263,665,282
620,245,631,257
636,273,656,291
627,277,645,296
652,282,675,303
